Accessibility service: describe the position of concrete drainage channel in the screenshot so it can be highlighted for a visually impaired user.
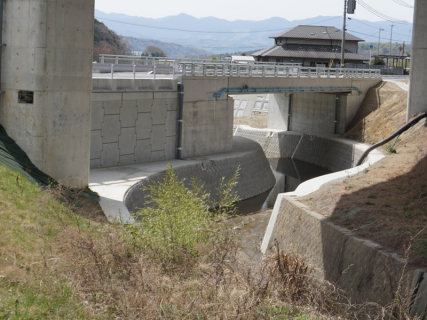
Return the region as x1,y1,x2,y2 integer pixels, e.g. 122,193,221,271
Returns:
233,126,427,311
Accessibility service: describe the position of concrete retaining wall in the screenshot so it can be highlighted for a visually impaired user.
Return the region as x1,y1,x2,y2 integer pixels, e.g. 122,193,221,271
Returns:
90,84,179,169
234,126,366,172
266,196,418,306
124,137,276,213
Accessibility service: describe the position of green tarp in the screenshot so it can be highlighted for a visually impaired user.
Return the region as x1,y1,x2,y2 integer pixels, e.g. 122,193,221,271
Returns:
0,124,56,186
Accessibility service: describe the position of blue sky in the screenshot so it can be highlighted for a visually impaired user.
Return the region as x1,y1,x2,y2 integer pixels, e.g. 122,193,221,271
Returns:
95,0,415,23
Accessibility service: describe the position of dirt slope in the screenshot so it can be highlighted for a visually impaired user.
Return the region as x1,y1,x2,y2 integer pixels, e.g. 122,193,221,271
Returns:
346,81,408,144
302,82,427,268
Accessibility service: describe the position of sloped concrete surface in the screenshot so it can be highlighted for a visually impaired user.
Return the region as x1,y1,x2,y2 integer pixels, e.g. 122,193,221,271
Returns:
90,137,275,223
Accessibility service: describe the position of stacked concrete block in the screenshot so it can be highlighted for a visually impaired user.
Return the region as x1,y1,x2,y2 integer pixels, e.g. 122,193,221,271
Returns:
90,90,178,169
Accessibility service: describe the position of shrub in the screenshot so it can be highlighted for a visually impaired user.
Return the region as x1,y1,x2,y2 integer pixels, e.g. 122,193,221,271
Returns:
130,165,240,266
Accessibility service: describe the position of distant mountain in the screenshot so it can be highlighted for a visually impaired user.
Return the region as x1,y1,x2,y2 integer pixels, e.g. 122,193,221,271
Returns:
95,10,413,55
124,36,212,58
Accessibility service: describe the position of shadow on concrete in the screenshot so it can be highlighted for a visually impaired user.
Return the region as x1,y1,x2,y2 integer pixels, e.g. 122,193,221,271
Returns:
320,152,427,305
346,81,385,133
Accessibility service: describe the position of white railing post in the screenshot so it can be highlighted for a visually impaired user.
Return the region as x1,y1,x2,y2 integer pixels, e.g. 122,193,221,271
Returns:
327,69,331,78
308,68,311,78
191,63,195,76
203,63,206,76
115,56,119,65
297,67,301,78
100,55,105,63
133,64,136,80
249,65,252,77
153,65,156,80
286,66,289,77
111,64,114,79
172,65,175,80
214,64,217,76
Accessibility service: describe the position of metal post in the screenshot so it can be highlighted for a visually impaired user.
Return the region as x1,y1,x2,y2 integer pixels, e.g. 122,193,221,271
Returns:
172,65,175,80
111,64,114,79
390,24,396,66
133,64,136,80
100,55,105,64
153,65,156,80
340,0,347,67
176,83,184,159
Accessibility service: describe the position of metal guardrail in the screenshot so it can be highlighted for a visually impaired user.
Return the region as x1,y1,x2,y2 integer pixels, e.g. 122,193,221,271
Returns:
93,61,381,80
98,54,303,67
178,63,381,79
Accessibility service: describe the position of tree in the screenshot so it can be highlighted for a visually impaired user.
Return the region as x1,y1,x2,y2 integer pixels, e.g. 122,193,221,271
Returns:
143,46,167,57
372,57,386,65
241,53,247,56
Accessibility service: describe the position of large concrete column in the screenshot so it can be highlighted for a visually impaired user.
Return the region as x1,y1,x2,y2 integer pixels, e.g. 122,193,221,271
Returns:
407,0,427,121
0,0,94,187
268,93,291,130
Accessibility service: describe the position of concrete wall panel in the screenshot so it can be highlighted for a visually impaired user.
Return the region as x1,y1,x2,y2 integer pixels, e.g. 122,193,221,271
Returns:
165,136,177,160
101,143,120,168
119,128,136,155
91,102,104,130
119,155,135,166
151,150,165,162
166,111,178,136
90,130,103,160
103,100,121,115
136,114,152,140
150,125,166,151
102,115,120,143
137,99,152,113
120,101,138,128
135,139,151,163
151,99,167,125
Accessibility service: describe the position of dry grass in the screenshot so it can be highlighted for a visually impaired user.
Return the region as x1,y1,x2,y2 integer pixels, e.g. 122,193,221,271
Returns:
0,164,423,319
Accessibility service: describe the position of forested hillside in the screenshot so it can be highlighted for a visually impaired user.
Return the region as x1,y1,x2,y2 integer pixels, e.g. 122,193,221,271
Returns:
93,19,133,61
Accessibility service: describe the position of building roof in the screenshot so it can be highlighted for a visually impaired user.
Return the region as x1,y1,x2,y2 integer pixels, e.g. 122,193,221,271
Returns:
252,45,367,61
270,25,364,42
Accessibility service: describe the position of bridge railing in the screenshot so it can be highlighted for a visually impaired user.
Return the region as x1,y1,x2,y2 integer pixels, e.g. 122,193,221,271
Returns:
178,63,381,78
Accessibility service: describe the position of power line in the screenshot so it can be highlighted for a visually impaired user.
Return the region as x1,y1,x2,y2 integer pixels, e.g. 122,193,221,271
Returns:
96,16,340,34
392,0,413,8
349,17,410,37
357,0,409,24
347,29,410,42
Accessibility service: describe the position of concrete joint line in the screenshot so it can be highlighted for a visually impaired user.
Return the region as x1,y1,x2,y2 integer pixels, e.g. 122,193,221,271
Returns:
292,134,304,159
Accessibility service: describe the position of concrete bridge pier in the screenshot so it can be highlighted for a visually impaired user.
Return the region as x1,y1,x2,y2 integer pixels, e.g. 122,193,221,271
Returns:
407,0,427,120
0,0,94,188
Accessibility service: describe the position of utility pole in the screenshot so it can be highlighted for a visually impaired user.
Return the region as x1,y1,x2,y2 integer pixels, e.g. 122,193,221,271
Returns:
378,28,384,56
390,24,396,66
341,0,347,67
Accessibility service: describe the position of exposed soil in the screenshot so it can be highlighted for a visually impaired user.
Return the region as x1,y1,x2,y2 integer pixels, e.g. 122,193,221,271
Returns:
346,81,408,144
233,115,268,129
75,197,108,223
301,81,427,268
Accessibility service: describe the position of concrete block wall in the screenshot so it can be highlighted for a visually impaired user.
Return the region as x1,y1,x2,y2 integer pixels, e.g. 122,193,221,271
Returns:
90,91,178,169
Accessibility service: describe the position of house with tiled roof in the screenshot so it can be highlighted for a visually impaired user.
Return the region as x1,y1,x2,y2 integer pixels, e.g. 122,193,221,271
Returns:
252,25,367,67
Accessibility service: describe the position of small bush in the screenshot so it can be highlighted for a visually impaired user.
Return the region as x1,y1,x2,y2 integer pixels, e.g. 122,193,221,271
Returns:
130,165,239,266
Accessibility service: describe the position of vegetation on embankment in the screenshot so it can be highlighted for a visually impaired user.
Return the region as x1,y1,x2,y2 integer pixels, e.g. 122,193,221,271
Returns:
93,19,133,62
1,164,356,319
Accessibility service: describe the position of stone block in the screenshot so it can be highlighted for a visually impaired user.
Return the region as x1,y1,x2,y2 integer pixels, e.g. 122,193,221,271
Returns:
166,111,177,137
165,136,177,160
135,139,151,163
137,99,152,113
150,125,166,152
91,101,104,130
120,102,138,128
167,98,178,111
92,92,121,102
103,100,122,115
101,143,120,167
119,127,136,155
119,155,135,166
151,99,167,125
102,115,121,143
90,130,103,159
136,113,152,140
151,150,165,162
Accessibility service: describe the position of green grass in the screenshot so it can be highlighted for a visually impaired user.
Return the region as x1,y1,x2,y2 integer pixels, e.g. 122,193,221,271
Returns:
0,165,91,319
